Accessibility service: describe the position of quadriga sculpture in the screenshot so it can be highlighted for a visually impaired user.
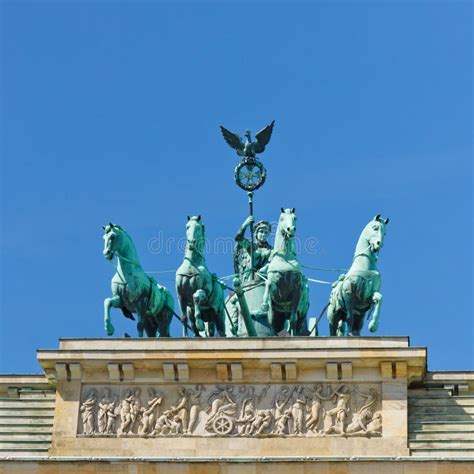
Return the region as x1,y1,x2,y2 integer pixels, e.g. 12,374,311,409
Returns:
103,224,174,337
176,215,226,337
327,215,389,336
260,208,309,335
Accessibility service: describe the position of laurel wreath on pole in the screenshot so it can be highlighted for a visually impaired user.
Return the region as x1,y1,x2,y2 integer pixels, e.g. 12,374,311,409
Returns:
234,158,267,192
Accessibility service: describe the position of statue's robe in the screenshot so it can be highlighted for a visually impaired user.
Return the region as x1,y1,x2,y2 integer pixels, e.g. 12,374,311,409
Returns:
233,236,272,282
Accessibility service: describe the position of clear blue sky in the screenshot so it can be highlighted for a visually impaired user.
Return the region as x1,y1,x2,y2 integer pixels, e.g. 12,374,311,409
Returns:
1,1,472,373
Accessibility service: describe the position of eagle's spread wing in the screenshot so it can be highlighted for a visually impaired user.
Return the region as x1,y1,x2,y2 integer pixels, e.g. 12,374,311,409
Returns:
220,126,244,155
254,120,275,153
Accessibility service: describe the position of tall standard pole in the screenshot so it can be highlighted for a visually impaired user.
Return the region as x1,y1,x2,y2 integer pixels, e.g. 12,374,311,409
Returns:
220,121,274,337
248,191,255,280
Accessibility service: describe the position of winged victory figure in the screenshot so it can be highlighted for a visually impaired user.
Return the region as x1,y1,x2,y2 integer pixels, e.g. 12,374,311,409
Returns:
220,121,275,159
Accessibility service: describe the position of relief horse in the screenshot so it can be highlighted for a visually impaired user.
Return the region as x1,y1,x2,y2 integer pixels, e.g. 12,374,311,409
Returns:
176,215,226,337
260,208,309,335
327,214,389,336
103,223,174,337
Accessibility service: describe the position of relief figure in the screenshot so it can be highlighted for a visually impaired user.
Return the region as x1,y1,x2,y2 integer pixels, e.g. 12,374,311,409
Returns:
275,409,292,435
272,386,293,434
187,385,204,434
118,390,135,435
129,388,142,433
291,387,306,435
169,387,189,434
97,388,118,435
346,388,380,435
138,388,163,435
322,385,352,435
249,409,273,435
237,399,256,436
152,409,180,435
366,411,382,434
80,389,98,435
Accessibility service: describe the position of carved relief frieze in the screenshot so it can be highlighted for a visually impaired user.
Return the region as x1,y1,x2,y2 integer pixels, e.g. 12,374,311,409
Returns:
78,383,382,438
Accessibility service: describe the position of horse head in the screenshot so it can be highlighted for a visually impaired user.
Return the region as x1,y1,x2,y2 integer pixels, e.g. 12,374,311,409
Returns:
102,223,125,260
186,215,206,253
278,208,297,240
362,214,389,254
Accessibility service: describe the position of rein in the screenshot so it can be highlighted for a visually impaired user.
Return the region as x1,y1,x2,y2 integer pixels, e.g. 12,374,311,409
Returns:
118,254,141,267
106,249,141,283
178,244,206,277
352,244,376,263
106,257,126,285
273,234,296,258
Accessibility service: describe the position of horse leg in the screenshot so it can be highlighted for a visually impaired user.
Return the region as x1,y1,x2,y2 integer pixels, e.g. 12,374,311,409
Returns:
267,300,282,336
215,306,226,337
178,294,189,337
272,308,288,335
337,318,349,336
327,304,339,336
330,307,348,337
368,292,383,333
104,295,121,336
261,274,274,313
288,311,297,336
206,317,215,337
342,288,354,336
295,286,310,336
211,281,226,337
267,301,278,335
188,307,201,337
159,292,174,337
288,304,299,336
295,310,309,336
193,290,206,333
289,279,302,336
158,305,173,337
136,313,145,337
351,310,364,336
148,322,157,337
142,314,157,338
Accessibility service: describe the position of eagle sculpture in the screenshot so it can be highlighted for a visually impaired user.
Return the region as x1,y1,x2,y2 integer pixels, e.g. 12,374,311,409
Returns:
220,121,275,159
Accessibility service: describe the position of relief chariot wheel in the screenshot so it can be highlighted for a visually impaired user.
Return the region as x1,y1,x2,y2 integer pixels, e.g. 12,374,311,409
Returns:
234,159,267,192
212,414,234,435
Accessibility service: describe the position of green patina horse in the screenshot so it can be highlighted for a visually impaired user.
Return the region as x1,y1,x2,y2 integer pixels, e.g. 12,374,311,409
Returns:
176,216,226,337
260,208,309,335
327,215,389,336
102,224,174,337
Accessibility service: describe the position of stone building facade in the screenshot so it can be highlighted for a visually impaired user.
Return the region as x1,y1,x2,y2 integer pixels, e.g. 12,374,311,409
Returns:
0,337,473,473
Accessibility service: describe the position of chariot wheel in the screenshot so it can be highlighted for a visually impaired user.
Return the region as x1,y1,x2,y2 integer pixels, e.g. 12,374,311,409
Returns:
212,414,234,435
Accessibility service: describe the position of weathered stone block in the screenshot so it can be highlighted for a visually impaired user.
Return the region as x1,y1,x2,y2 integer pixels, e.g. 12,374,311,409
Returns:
231,363,243,381
285,362,297,380
216,363,229,381
177,363,189,381
107,363,120,381
55,363,68,381
380,361,393,380
327,362,338,380
163,363,175,381
271,363,283,380
341,361,352,379
69,363,82,381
